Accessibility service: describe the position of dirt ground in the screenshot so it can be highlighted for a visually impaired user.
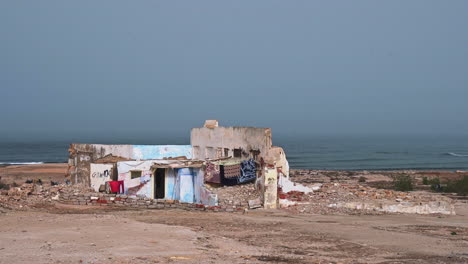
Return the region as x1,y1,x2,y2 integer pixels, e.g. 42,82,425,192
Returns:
1,202,468,264
1,164,468,263
0,163,68,184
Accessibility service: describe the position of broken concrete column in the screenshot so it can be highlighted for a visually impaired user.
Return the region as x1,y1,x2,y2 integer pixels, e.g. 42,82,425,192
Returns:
264,168,278,209
204,120,219,129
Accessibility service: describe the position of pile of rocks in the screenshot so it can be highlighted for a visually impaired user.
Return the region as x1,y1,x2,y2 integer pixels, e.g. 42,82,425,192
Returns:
279,182,455,215
206,182,261,209
0,183,88,210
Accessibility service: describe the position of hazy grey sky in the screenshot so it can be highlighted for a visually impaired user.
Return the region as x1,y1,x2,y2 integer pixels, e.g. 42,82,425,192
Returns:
1,1,467,141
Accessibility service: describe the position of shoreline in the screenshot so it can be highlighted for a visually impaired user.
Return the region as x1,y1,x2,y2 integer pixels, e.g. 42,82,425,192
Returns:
1,162,467,172
1,163,467,185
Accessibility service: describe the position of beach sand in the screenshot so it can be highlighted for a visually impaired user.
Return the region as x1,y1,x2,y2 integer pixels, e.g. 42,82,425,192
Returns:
0,163,68,184
1,164,468,263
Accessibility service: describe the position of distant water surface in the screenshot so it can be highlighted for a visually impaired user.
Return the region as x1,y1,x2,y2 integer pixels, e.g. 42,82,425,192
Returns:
275,134,468,170
1,135,467,170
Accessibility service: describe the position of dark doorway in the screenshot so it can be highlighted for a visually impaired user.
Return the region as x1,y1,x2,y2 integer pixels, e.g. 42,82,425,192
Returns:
154,168,165,199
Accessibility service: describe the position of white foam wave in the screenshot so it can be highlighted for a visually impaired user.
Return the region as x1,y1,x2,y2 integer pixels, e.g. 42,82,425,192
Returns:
0,162,45,165
447,152,468,157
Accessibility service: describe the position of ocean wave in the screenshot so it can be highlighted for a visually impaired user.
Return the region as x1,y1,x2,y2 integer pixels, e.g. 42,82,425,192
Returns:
0,162,45,165
446,152,468,157
375,151,409,155
330,158,386,163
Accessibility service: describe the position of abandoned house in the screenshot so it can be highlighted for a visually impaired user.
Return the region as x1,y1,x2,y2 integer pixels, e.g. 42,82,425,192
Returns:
67,120,289,209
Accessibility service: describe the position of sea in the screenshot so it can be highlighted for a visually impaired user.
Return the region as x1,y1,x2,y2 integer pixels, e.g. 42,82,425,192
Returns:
1,134,468,171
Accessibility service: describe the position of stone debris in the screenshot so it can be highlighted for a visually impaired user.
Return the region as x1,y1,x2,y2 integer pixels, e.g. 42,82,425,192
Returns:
279,170,456,215
0,183,91,210
0,169,457,215
248,198,262,209
206,183,260,209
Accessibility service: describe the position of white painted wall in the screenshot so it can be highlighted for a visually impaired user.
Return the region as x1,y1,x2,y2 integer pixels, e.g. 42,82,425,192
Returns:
90,163,114,192
117,161,153,197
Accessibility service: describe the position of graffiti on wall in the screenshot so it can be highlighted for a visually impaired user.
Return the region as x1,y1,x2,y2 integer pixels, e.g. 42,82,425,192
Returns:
92,170,110,178
90,164,114,192
80,155,91,162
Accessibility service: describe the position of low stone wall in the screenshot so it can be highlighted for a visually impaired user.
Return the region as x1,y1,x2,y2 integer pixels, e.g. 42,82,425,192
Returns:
337,200,456,215
58,193,248,212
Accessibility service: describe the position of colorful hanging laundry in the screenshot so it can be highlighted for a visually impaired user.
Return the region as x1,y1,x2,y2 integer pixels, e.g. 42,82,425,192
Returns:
223,163,241,178
220,163,241,186
239,159,256,183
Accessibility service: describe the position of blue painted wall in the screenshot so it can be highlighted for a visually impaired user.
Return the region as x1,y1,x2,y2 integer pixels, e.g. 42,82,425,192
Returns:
132,145,192,160
165,168,176,200
178,168,194,203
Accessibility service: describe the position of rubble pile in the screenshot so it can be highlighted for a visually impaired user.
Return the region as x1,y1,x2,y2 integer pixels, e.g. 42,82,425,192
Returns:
280,181,455,215
206,183,261,209
0,168,457,215
0,183,91,210
290,169,396,184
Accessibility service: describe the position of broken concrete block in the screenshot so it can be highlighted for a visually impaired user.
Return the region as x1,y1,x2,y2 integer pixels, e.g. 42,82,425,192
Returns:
204,120,219,128
248,198,262,209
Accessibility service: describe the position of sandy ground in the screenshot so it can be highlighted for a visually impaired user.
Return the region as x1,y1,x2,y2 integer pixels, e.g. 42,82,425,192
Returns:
1,164,468,263
0,163,68,184
1,203,468,264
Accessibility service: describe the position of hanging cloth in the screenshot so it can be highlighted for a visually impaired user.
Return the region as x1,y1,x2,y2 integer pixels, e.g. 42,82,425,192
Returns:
204,162,221,184
220,163,241,186
239,159,256,184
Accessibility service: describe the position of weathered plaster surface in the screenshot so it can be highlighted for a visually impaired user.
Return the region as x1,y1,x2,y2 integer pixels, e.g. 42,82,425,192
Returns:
266,146,290,177
264,168,278,209
115,161,215,204
89,163,114,192
69,144,192,185
117,161,153,197
69,122,287,207
178,168,194,203
164,168,177,200
191,126,272,159
133,145,192,160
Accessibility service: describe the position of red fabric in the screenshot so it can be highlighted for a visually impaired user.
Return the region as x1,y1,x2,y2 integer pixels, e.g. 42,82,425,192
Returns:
108,181,125,194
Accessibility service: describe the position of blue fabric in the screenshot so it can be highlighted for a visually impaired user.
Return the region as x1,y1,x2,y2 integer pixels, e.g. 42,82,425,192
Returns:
240,159,256,184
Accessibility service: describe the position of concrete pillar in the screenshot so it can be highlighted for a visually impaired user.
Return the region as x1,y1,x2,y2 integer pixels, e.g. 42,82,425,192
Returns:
264,168,278,209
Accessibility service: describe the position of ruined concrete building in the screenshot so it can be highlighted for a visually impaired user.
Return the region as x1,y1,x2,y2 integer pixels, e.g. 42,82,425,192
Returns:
67,120,289,209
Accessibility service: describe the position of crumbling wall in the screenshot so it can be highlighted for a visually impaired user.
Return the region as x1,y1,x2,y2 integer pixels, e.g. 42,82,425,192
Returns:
68,144,133,186
191,122,293,208
266,146,290,177
193,168,218,206
68,144,192,186
191,126,272,160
